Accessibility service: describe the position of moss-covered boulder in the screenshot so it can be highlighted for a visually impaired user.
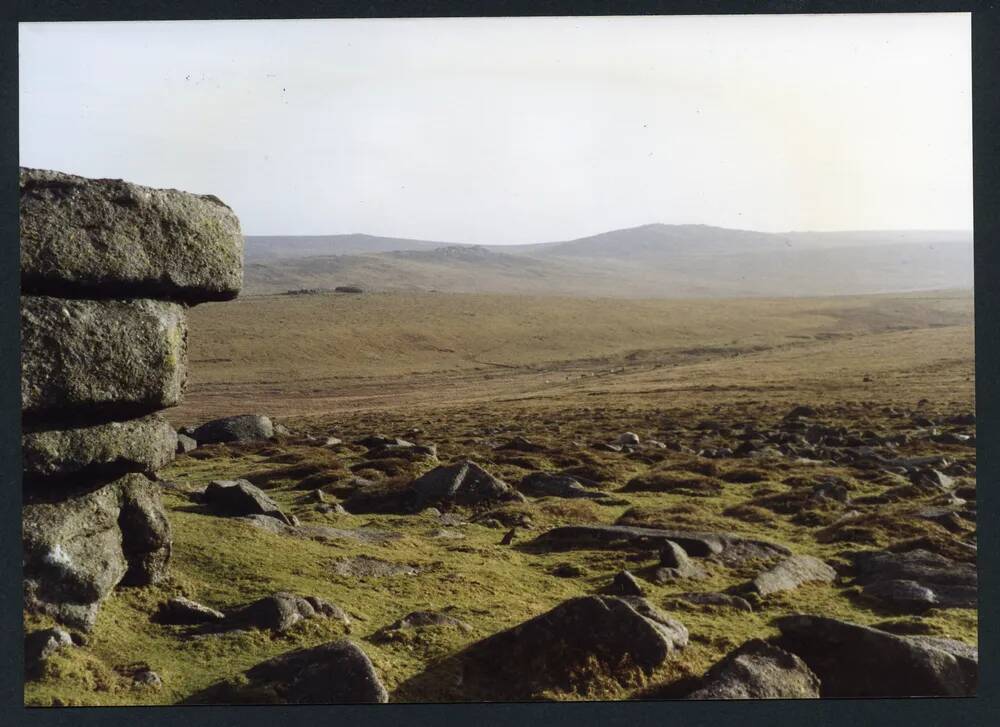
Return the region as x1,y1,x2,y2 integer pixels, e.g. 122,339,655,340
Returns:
21,295,187,419
22,414,177,481
20,167,243,302
23,474,172,630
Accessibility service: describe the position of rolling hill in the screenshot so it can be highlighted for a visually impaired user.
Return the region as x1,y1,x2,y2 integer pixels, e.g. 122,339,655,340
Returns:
242,224,973,298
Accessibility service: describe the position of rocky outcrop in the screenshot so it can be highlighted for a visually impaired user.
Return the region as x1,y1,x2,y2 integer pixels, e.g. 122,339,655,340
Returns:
20,168,243,630
23,474,172,629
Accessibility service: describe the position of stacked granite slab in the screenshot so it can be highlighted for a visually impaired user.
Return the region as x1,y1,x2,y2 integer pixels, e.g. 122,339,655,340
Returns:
20,167,243,630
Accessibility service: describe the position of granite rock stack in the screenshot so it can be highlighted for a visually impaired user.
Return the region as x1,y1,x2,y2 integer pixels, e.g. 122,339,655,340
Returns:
20,167,243,630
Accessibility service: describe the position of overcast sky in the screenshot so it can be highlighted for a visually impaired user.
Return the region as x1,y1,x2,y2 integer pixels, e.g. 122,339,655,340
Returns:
19,14,971,244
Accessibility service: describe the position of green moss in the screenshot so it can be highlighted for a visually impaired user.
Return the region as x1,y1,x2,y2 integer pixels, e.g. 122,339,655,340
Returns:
26,400,978,705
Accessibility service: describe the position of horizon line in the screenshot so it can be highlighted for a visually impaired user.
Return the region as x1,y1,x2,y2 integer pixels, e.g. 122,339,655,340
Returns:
243,222,975,246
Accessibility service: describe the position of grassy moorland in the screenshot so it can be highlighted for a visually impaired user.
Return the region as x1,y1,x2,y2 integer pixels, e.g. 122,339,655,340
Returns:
25,289,976,705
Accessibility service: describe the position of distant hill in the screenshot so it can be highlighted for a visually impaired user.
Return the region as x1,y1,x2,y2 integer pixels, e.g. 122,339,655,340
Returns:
244,233,473,261
242,224,973,298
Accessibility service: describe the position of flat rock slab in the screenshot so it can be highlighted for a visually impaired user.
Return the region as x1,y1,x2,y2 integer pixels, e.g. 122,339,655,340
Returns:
458,596,688,697
374,610,473,641
22,295,187,419
23,473,170,630
331,555,419,579
686,639,820,699
533,524,790,561
20,167,242,302
156,596,225,625
23,414,177,481
237,515,400,545
853,549,977,610
187,640,388,704
775,614,977,696
744,554,836,597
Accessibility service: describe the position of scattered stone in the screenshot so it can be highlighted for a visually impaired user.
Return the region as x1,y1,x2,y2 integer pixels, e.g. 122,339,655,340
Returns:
909,468,955,492
912,507,968,533
520,472,611,500
775,615,977,696
659,540,690,569
117,475,173,585
535,524,790,561
190,640,388,704
25,628,73,677
611,570,644,596
303,596,350,624
500,528,517,546
853,549,977,610
203,480,292,524
592,442,623,453
335,286,364,294
354,434,410,448
743,554,836,597
784,405,817,420
22,414,178,480
551,563,586,578
175,433,198,454
133,669,163,688
20,167,243,302
671,592,753,612
21,296,187,418
331,556,419,579
617,432,641,446
496,436,545,452
686,640,820,699
458,596,688,696
157,596,226,625
193,415,274,444
652,563,708,583
366,440,437,460
374,611,472,641
228,592,344,632
411,460,523,508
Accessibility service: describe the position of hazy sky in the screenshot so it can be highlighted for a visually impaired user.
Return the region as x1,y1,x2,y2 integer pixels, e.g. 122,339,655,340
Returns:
20,14,971,244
